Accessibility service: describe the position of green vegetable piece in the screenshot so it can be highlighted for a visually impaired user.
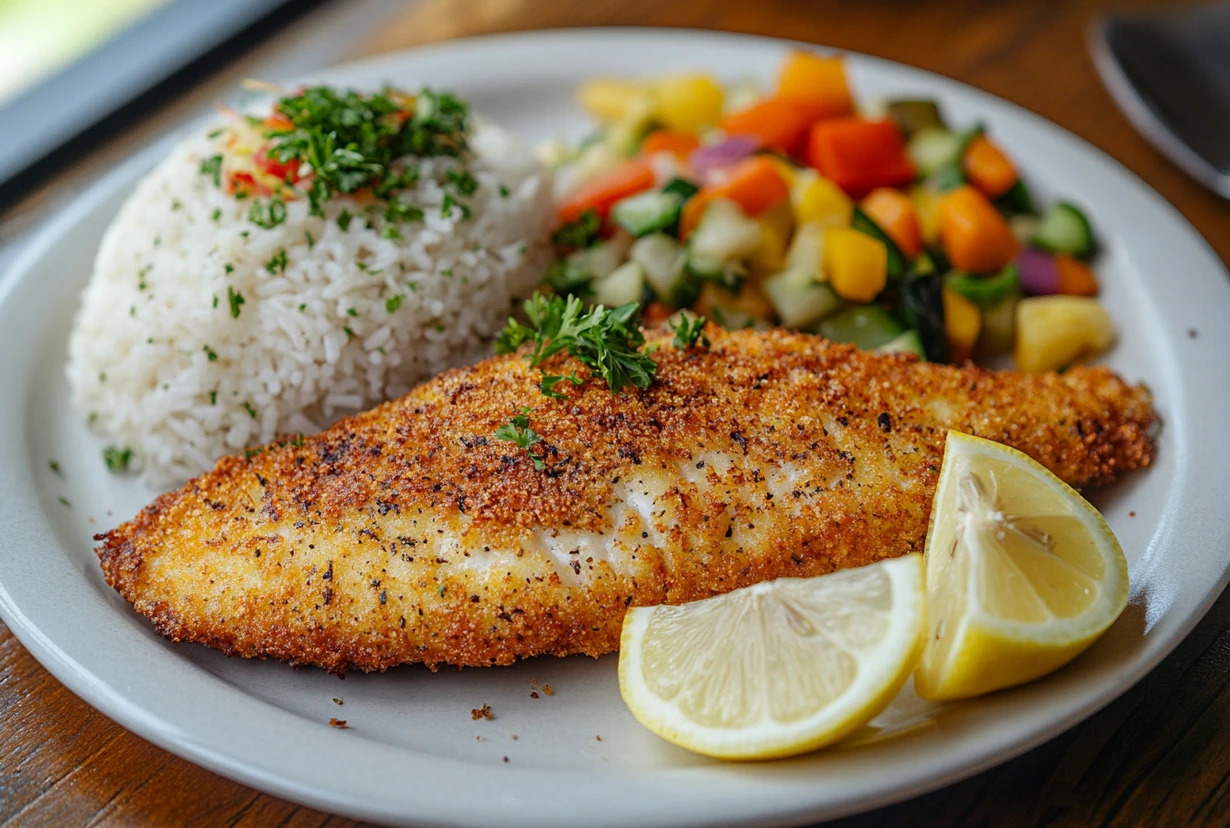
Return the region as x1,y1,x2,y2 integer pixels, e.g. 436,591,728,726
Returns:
851,207,907,280
494,410,545,469
1029,201,1097,260
899,272,949,362
671,315,710,349
611,191,684,237
552,208,602,250
817,305,904,351
885,100,946,137
661,177,700,200
945,264,1020,308
994,178,1035,217
103,446,133,473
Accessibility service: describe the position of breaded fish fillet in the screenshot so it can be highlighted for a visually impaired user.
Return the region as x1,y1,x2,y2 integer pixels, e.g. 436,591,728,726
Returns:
97,328,1155,673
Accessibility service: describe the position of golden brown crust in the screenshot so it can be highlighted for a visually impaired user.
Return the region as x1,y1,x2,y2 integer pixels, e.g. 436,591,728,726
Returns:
96,328,1156,674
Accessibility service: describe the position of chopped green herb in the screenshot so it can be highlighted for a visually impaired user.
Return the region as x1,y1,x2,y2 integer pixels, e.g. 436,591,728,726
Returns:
103,445,133,473
298,303,307,312
347,307,358,317
249,197,287,229
671,315,711,349
407,281,418,293
59,496,71,508
211,208,222,222
209,390,217,405
438,584,447,597
440,193,456,217
380,224,402,240
200,154,223,186
227,286,245,318
494,409,545,470
540,372,583,399
498,184,510,198
337,209,353,231
207,127,226,139
305,230,315,249
49,460,62,476
130,305,137,317
171,199,182,211
496,294,656,394
446,169,478,196
243,401,258,419
384,200,425,224
224,263,234,274
244,447,264,460
203,345,218,361
212,295,218,309
385,294,404,313
551,208,601,250
344,326,355,339
441,268,453,278
265,248,287,273
434,323,446,333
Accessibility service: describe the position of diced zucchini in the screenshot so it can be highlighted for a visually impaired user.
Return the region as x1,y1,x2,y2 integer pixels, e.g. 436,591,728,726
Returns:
994,178,1035,216
944,263,1020,307
611,190,684,237
567,236,631,281
606,92,658,157
689,199,762,264
661,177,700,200
878,329,926,358
1029,201,1097,260
593,261,647,308
886,100,946,137
917,125,984,192
817,305,904,351
907,128,962,176
785,220,827,278
975,289,1019,357
631,233,688,304
899,273,949,362
763,268,842,329
851,207,906,280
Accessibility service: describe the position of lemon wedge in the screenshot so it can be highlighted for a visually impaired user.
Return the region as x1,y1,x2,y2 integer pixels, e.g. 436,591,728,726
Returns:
618,555,925,760
914,431,1129,701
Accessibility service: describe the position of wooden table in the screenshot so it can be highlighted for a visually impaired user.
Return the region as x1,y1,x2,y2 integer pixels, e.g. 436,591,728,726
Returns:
3,0,1228,824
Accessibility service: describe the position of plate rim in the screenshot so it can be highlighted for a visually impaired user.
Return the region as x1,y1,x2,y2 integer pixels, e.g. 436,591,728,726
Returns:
2,26,1229,828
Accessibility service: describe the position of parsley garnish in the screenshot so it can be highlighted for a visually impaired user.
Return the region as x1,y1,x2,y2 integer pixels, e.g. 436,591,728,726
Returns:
305,230,315,249
210,208,222,222
227,286,245,318
344,326,355,339
249,197,287,229
49,460,62,476
543,260,592,297
496,294,657,394
337,209,353,231
671,315,710,349
494,408,545,470
212,295,218,309
265,248,287,273
203,344,218,361
386,294,403,313
540,372,583,399
243,402,258,419
200,154,223,186
209,390,217,405
551,208,601,250
498,184,510,198
103,446,133,473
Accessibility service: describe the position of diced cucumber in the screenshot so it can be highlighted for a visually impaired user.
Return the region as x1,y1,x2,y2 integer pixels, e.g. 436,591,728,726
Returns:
994,178,1035,216
918,125,984,192
611,190,684,237
945,264,1020,308
878,329,926,358
567,236,631,281
689,199,762,264
851,207,907,280
661,177,700,200
785,221,827,278
928,160,967,193
899,273,949,362
975,290,1019,357
683,253,742,291
886,100,946,138
606,93,657,157
763,268,842,329
593,261,647,307
907,128,962,176
1029,201,1097,260
631,233,688,304
817,305,904,351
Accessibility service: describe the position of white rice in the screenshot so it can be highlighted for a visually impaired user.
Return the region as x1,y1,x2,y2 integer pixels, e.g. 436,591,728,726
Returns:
66,119,553,483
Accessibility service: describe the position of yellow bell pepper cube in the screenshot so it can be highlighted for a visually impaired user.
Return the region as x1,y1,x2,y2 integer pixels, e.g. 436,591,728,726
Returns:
792,169,853,228
578,79,650,123
823,227,887,302
750,201,795,276
943,287,982,363
910,185,943,246
654,74,724,132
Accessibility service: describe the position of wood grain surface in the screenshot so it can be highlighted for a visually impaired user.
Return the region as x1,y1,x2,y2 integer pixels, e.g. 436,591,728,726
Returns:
3,0,1229,825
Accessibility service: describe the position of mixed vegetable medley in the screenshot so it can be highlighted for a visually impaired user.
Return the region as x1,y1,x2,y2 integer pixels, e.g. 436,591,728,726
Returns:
537,51,1114,371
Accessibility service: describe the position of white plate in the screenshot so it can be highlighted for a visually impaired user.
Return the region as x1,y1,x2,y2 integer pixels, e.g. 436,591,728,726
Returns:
1,29,1228,828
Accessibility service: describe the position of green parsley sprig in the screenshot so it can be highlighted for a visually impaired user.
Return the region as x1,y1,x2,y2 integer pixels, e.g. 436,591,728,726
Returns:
671,314,710,349
494,408,545,470
496,294,657,395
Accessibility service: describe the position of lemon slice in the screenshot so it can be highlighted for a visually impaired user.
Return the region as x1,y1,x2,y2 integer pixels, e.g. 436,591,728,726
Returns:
618,555,925,760
914,431,1129,701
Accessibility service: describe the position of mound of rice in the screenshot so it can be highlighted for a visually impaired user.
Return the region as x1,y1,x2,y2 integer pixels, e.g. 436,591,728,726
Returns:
66,118,553,483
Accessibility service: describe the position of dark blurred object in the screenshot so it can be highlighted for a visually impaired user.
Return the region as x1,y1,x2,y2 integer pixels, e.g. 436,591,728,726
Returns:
1091,1,1230,199
0,0,330,213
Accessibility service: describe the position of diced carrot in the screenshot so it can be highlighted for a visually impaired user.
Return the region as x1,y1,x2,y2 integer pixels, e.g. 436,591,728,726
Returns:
263,112,294,132
557,156,656,223
255,148,301,183
776,51,854,120
938,185,1020,273
680,157,790,238
962,135,1018,199
641,129,702,161
806,118,916,198
860,188,923,257
1055,254,1099,296
227,171,268,198
720,97,828,156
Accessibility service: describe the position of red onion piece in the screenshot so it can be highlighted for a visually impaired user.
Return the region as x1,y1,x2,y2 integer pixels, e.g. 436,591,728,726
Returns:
1017,247,1060,296
687,136,760,178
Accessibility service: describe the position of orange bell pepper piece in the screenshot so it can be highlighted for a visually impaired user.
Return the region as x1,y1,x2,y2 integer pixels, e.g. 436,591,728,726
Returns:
806,118,916,198
680,156,790,238
1055,254,1099,296
938,185,1020,273
962,135,1018,199
641,129,701,160
776,51,854,120
720,97,827,156
557,156,656,223
860,188,923,257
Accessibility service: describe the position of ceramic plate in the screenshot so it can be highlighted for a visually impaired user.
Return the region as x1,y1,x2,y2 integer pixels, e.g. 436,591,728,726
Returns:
1,29,1228,828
